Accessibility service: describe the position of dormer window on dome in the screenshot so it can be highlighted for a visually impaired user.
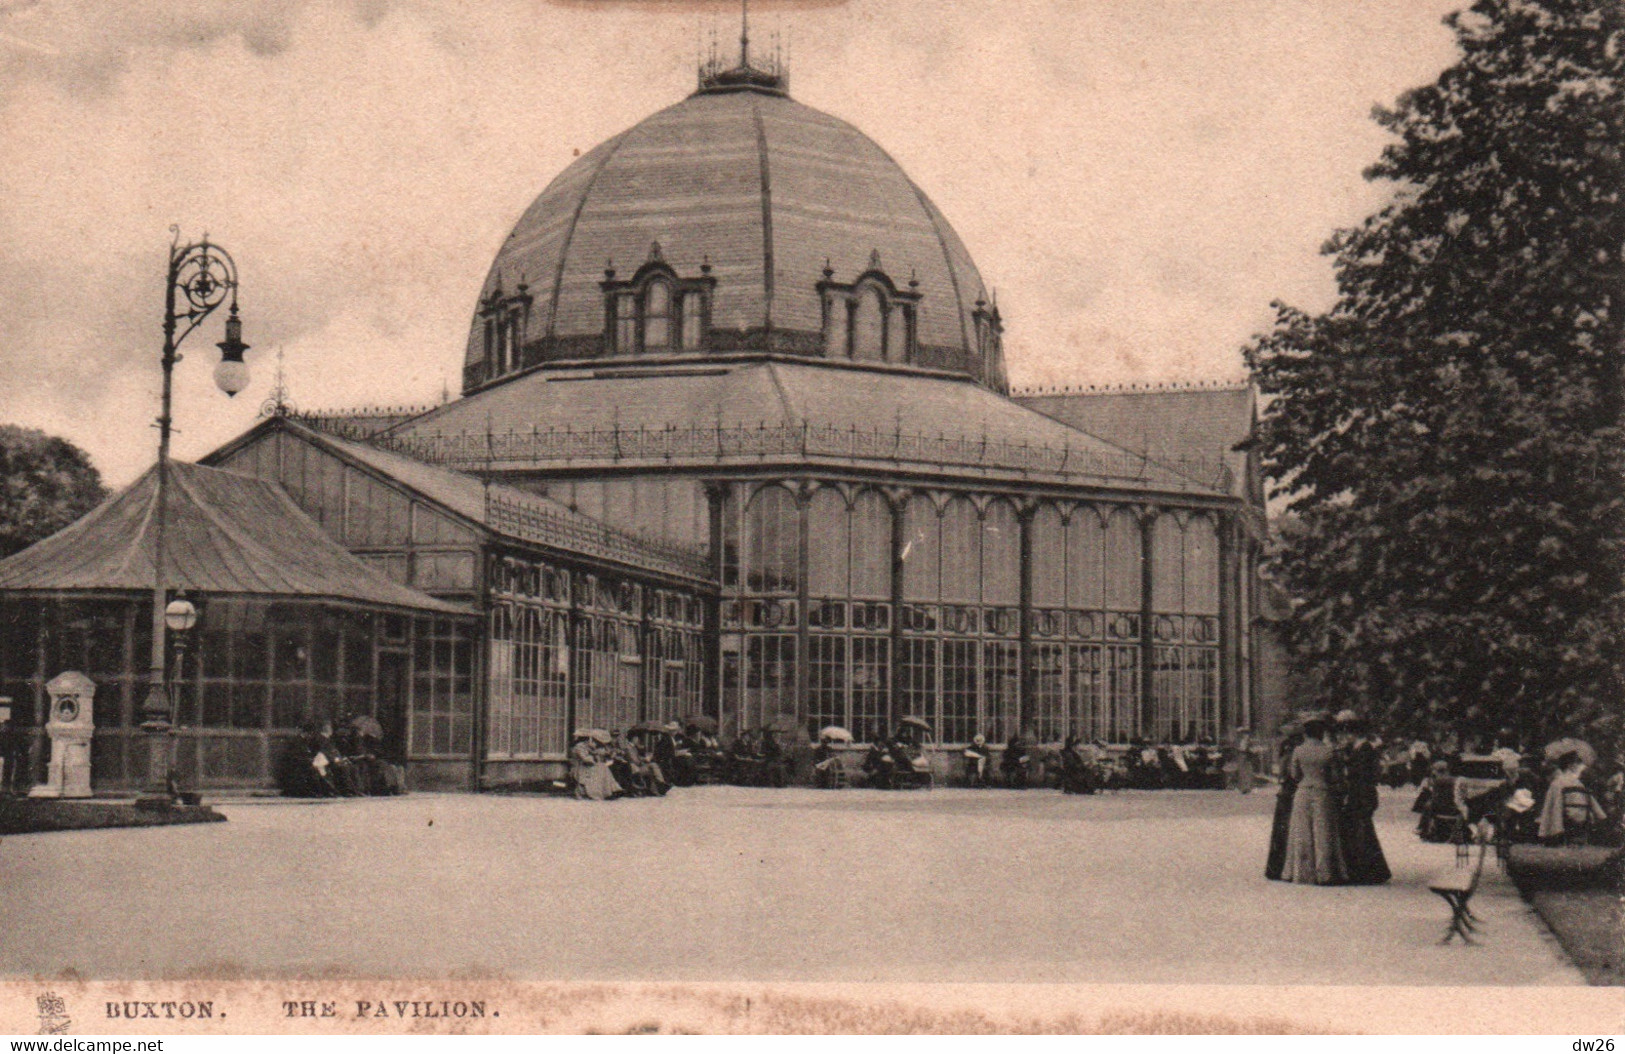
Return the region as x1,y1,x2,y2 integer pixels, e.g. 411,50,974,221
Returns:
478,277,534,379
818,253,921,365
601,244,716,357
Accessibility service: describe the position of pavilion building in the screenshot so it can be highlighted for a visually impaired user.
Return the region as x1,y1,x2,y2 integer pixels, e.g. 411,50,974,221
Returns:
0,46,1271,791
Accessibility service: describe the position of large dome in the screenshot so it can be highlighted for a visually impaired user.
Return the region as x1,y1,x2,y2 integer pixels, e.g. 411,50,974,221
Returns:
464,67,1005,394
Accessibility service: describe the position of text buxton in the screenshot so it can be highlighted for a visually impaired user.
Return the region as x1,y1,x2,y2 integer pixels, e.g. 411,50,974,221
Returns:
105,1002,214,1020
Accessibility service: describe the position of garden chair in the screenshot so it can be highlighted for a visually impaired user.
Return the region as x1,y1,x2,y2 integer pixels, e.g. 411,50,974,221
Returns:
1429,825,1489,945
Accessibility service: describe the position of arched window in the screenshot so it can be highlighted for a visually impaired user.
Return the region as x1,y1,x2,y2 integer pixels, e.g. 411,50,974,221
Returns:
1030,504,1066,608
1067,507,1105,611
938,497,979,604
850,490,893,599
1103,507,1142,612
901,494,940,602
1183,515,1219,615
852,287,885,361
807,488,849,597
1152,514,1185,612
745,485,800,596
981,500,1020,607
643,280,671,352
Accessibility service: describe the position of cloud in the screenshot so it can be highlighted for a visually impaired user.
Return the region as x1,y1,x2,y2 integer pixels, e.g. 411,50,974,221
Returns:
0,0,397,94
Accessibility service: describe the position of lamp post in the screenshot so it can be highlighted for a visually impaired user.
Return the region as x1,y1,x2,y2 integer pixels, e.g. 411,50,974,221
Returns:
138,229,249,807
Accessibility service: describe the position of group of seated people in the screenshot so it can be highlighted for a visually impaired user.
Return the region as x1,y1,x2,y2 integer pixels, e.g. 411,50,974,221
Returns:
1411,738,1619,847
968,731,1231,792
566,720,802,799
856,723,933,789
276,715,406,798
567,727,672,800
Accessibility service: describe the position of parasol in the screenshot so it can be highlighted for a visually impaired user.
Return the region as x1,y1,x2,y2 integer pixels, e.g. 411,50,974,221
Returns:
819,726,854,743
1543,737,1596,766
349,714,385,740
683,715,719,734
898,715,933,733
587,728,613,744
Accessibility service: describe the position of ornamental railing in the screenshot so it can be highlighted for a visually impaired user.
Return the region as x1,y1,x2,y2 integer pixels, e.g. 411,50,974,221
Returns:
483,493,711,581
311,419,1229,493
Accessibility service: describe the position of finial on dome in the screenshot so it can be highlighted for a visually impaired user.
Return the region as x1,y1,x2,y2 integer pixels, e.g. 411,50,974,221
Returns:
867,248,883,273
823,258,834,280
696,0,788,97
647,240,664,264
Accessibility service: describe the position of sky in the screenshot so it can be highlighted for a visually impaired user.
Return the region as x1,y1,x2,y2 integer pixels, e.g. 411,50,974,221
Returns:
0,0,1465,487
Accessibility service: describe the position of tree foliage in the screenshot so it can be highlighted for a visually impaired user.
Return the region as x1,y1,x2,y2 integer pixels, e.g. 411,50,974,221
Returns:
0,425,107,559
1245,0,1624,746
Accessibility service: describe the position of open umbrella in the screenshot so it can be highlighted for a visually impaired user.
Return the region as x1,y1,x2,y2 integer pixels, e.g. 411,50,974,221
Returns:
629,721,669,734
349,714,385,740
819,725,854,743
1543,737,1596,766
588,728,613,744
683,714,719,734
898,715,933,734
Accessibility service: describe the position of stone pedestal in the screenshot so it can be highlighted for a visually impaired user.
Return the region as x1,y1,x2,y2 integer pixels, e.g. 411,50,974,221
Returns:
29,671,95,799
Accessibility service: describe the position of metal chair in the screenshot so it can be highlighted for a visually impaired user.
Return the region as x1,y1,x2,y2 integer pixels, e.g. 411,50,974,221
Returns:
1429,826,1489,944
1561,787,1598,846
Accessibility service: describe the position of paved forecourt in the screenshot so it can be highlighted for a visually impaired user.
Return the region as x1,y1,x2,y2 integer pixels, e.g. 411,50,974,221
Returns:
0,785,1583,985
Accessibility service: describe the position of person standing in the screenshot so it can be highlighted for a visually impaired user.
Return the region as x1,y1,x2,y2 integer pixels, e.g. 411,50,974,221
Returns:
1281,718,1348,885
1338,717,1391,884
1265,723,1303,881
1234,728,1255,795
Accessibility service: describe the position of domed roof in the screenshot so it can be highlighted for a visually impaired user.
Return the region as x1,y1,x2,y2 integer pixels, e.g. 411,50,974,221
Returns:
465,72,1003,393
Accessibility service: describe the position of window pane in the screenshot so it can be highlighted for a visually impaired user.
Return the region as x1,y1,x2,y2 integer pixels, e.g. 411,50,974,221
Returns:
680,292,704,350
1031,504,1066,608
852,288,883,360
643,281,670,351
1104,508,1142,611
939,499,978,603
850,491,892,600
901,495,939,601
981,501,1020,606
1067,510,1105,610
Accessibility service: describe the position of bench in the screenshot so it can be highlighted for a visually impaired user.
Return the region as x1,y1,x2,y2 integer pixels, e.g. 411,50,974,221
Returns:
1429,827,1489,944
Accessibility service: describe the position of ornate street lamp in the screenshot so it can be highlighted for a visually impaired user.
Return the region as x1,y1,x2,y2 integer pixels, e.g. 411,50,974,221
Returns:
138,229,249,807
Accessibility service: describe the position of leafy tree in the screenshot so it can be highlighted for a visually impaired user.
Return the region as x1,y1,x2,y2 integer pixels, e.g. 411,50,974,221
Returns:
0,425,107,558
1245,0,1624,748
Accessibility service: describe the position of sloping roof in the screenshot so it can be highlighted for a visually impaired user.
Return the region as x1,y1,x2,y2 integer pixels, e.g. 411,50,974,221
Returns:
470,87,985,375
1014,383,1255,494
269,417,711,581
377,359,1230,496
0,461,470,615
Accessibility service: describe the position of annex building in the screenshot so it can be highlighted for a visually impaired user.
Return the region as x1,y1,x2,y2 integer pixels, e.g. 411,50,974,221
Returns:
0,46,1274,791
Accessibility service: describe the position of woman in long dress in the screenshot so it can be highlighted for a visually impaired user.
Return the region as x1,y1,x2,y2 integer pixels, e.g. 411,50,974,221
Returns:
1338,718,1391,884
1265,726,1302,880
1281,718,1348,885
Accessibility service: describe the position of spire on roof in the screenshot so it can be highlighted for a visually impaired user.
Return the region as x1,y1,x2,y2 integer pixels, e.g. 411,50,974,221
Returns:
697,0,788,97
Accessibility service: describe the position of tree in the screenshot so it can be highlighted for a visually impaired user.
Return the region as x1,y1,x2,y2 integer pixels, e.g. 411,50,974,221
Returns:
0,425,108,558
1245,0,1624,748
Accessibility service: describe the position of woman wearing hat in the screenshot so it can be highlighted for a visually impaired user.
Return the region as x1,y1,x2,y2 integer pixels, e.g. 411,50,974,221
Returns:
1265,721,1303,880
1336,715,1391,884
1281,717,1349,885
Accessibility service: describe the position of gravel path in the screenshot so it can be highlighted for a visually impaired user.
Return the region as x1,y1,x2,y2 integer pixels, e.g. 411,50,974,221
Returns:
0,785,1584,985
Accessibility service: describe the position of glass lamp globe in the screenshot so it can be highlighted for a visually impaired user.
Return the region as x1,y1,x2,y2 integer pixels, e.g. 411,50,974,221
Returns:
213,358,250,397
164,598,198,632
